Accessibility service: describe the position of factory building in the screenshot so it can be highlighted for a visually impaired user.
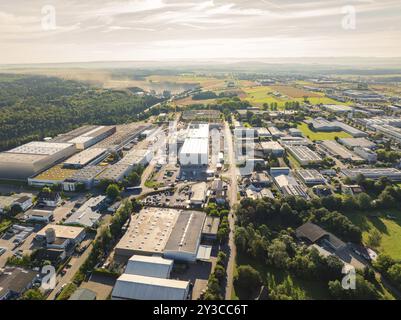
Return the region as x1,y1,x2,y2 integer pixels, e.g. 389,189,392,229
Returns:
260,141,285,156
320,140,363,162
114,208,206,263
111,274,190,300
341,168,401,181
286,146,322,166
0,142,76,180
308,118,367,137
36,224,86,245
62,126,116,150
124,255,174,279
179,138,209,167
179,123,209,167
64,196,106,228
96,164,133,182
255,127,272,140
119,149,153,167
273,174,308,199
163,210,206,263
115,208,180,260
296,170,326,186
338,138,376,150
63,166,106,191
279,136,312,147
289,128,303,137
63,148,107,168
353,147,377,163
268,126,285,138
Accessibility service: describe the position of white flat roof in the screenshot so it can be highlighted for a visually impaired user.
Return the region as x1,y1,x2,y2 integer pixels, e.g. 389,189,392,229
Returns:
180,138,208,155
37,224,85,240
6,141,74,155
64,148,107,166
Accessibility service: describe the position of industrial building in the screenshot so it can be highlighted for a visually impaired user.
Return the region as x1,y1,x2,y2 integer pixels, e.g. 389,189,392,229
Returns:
296,170,326,185
28,165,77,187
286,146,322,166
273,174,308,199
163,210,206,262
111,274,190,300
279,136,312,147
115,207,207,263
63,166,106,191
202,216,220,240
179,138,209,167
260,141,285,156
189,182,207,206
124,255,174,279
0,141,76,180
353,147,377,163
64,196,106,228
320,140,363,162
119,149,153,167
114,208,178,260
63,148,107,168
234,127,257,139
322,104,353,114
255,127,272,139
289,128,303,137
268,126,285,138
96,164,133,182
341,168,401,181
0,194,33,214
36,224,86,245
57,125,116,150
0,267,38,300
308,118,367,137
338,138,376,150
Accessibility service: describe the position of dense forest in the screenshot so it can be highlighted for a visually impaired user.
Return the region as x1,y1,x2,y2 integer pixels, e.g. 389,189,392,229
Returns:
0,74,162,151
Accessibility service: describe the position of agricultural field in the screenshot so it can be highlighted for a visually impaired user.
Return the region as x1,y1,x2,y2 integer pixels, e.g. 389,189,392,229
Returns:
344,210,401,260
269,85,321,98
242,85,346,108
297,122,352,141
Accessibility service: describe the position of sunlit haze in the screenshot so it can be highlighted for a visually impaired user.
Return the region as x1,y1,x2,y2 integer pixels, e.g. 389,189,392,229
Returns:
1,0,401,64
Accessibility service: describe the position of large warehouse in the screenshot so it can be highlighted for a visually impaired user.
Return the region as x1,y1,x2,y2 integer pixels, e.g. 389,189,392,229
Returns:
164,210,206,262
114,208,206,263
111,274,190,300
341,168,401,181
0,141,76,180
286,146,322,166
52,125,116,150
179,138,209,167
179,123,209,167
63,148,107,168
124,255,174,279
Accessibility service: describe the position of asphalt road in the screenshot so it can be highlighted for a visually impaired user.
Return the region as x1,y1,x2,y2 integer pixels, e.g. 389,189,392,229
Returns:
223,121,239,300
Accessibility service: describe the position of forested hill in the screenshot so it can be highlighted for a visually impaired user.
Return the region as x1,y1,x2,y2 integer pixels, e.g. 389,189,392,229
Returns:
0,74,162,151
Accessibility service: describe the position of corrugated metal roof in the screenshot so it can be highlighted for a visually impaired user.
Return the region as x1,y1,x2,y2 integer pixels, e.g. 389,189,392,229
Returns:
112,274,189,300
125,255,173,279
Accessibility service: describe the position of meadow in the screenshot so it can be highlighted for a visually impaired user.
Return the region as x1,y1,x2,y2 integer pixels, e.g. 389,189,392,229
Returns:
297,122,352,141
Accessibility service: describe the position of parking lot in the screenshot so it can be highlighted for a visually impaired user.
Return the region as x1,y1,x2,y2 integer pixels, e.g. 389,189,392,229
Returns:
0,224,42,268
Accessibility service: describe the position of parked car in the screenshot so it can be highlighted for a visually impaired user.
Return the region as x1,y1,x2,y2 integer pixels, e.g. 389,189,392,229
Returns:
0,247,6,256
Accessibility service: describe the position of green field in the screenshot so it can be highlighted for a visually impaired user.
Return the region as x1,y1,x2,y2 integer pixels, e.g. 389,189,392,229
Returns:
0,218,12,234
344,210,401,260
242,86,348,109
297,122,352,141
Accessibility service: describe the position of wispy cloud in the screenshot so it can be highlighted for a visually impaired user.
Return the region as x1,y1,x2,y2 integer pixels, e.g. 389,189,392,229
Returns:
0,0,400,63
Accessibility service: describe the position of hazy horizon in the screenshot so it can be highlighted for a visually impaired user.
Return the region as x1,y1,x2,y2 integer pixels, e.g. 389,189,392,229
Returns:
1,0,401,64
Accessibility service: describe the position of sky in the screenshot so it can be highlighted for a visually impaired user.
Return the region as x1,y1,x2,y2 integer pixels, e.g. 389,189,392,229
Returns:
1,0,401,64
